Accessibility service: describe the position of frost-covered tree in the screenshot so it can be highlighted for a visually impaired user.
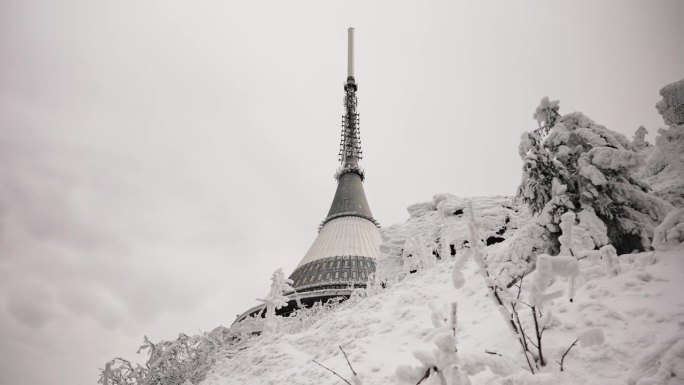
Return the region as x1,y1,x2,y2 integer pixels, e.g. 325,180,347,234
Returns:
517,131,562,215
533,97,561,136
517,97,563,215
632,126,650,150
517,98,672,253
655,78,684,127
99,331,228,385
257,268,294,334
99,358,145,385
641,79,684,207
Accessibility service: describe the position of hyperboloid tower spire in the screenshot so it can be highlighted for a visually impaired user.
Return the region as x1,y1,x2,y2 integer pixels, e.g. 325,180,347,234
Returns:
233,28,381,323
287,27,381,293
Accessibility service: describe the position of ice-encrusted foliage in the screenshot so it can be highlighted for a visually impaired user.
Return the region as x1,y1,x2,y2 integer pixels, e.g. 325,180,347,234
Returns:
652,208,684,249
257,268,294,334
396,303,470,385
375,195,531,286
100,358,146,385
639,80,684,208
518,97,562,214
375,194,602,287
655,78,684,126
529,254,579,306
517,131,561,214
99,329,233,385
517,98,673,254
533,96,561,135
632,126,650,151
396,226,472,385
640,125,684,207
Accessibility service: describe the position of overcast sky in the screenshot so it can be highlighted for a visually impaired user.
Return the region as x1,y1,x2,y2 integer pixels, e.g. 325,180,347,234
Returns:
1,1,683,384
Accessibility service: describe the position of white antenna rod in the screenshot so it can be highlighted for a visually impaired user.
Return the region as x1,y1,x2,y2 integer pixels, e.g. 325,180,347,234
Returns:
347,27,354,78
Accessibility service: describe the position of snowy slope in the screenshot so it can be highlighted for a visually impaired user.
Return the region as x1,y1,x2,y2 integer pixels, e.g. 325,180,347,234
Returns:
201,198,684,385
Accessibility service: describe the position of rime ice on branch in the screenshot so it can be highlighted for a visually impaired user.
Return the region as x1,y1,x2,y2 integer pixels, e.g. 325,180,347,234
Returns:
257,268,294,334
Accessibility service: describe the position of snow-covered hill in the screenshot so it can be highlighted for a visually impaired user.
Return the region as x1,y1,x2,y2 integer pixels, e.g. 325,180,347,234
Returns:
201,206,684,384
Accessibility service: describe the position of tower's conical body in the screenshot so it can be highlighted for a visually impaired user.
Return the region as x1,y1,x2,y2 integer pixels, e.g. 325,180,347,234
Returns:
288,27,381,293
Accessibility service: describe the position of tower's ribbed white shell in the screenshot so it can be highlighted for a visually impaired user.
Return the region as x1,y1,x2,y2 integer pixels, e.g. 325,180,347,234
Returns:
296,216,382,269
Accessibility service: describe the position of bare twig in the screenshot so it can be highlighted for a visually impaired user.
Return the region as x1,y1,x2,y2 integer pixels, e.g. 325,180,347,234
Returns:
524,334,539,349
559,339,579,372
515,274,525,301
512,304,536,373
514,299,534,309
312,360,352,385
485,350,502,356
339,346,357,376
531,306,546,366
415,367,437,385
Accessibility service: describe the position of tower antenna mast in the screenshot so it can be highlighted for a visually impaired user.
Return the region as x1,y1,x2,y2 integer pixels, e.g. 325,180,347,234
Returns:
338,27,363,178
347,27,354,78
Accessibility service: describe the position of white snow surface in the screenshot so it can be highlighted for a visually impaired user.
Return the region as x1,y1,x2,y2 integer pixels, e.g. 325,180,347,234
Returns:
200,200,684,385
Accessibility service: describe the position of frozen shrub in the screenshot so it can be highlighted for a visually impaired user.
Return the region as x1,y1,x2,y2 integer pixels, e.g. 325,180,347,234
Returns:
632,126,650,150
652,208,684,248
396,303,470,385
518,98,672,254
655,78,684,126
99,332,229,385
257,268,294,334
641,83,684,207
530,255,579,306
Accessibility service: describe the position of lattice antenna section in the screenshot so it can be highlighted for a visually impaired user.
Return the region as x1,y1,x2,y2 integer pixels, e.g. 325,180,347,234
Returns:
338,95,362,164
336,27,365,180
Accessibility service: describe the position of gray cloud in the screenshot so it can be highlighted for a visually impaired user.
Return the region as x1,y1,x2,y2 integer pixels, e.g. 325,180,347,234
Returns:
5,280,56,328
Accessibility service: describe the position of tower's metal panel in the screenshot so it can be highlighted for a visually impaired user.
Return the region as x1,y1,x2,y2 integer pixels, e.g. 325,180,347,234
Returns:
324,172,375,224
289,216,381,292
